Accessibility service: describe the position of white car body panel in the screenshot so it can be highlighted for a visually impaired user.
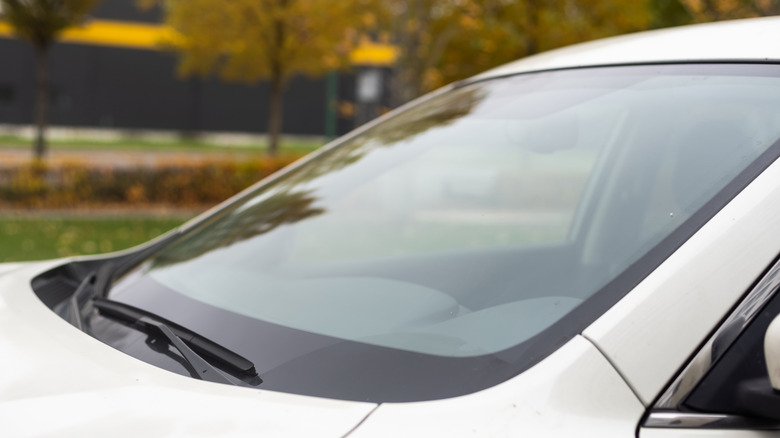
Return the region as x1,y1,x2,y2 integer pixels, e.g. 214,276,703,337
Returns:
0,262,25,276
351,336,643,438
5,16,780,437
0,262,376,438
584,157,780,405
642,428,773,438
0,261,644,437
476,16,780,80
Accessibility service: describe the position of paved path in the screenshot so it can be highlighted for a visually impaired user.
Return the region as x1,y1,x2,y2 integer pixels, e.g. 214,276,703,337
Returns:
0,206,206,219
0,148,261,169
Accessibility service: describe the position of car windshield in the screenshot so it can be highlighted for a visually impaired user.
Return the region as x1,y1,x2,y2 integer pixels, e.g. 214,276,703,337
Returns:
107,64,780,401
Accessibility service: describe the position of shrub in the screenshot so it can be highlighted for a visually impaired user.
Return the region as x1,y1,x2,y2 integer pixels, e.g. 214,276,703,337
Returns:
0,155,299,209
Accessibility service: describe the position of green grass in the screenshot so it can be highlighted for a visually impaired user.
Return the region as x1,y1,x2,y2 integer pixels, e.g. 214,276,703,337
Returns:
0,216,188,262
0,135,323,154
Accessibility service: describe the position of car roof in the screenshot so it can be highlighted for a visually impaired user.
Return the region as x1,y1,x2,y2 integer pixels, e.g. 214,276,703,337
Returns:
473,16,780,80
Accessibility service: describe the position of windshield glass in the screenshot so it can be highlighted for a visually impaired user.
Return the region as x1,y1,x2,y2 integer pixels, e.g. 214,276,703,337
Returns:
108,64,780,401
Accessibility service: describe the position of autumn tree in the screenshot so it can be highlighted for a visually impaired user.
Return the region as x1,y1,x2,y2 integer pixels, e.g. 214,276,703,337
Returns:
1,0,100,159
371,0,691,106
649,0,694,28
145,0,371,156
679,0,780,20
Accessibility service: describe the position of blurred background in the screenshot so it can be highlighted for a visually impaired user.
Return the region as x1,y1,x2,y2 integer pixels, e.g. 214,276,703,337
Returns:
0,0,777,262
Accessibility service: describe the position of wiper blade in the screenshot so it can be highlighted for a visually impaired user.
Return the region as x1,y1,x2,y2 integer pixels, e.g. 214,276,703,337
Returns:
92,298,259,383
138,316,251,386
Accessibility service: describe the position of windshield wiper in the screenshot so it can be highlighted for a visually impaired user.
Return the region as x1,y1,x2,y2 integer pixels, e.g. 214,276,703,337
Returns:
92,298,260,386
65,272,97,331
63,261,116,331
138,316,252,386
61,231,183,329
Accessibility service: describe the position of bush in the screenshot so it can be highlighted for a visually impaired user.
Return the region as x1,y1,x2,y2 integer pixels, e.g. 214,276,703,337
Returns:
0,156,299,209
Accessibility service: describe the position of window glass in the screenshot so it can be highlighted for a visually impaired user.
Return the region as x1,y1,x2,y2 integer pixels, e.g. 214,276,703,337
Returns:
111,65,780,364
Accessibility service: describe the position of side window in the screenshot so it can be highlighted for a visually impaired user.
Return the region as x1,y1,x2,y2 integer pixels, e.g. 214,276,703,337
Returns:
641,255,780,429
682,284,780,416
683,295,780,415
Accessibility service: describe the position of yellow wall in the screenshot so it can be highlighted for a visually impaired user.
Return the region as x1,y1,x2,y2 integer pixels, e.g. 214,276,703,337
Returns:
0,20,397,66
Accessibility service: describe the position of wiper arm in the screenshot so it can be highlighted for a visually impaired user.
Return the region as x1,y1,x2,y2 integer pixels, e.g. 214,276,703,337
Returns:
61,230,182,329
138,316,251,386
66,272,96,331
92,298,259,385
65,262,115,331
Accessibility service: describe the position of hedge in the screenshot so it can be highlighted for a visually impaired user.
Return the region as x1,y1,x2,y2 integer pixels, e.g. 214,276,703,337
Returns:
0,156,299,208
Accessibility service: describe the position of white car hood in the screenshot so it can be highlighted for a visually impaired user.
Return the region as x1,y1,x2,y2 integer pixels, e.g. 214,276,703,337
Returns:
0,261,645,437
0,261,376,438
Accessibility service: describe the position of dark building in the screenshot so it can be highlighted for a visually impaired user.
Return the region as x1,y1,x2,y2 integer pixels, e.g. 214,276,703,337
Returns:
0,0,393,138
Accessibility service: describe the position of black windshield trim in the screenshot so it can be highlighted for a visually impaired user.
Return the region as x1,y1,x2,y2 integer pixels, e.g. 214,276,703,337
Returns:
459,60,780,88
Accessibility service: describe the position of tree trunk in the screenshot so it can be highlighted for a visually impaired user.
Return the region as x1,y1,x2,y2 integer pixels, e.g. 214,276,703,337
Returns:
391,0,424,107
523,0,540,56
267,8,287,157
34,46,50,160
268,73,283,157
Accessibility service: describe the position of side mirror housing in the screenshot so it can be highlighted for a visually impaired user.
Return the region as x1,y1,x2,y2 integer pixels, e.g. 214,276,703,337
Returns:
766,315,780,389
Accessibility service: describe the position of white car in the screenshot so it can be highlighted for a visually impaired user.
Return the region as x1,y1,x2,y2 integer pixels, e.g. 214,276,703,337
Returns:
6,16,780,438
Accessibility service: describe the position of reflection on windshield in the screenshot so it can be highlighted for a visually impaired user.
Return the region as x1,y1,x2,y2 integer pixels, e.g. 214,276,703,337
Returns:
116,65,780,360
156,189,324,266
155,86,489,266
368,86,487,145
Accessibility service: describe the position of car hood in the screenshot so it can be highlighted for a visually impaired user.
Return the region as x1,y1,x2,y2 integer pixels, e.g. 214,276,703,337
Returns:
0,261,376,438
0,261,645,437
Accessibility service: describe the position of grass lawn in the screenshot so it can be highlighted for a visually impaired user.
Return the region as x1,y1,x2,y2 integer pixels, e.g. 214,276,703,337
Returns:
0,135,323,155
0,216,188,262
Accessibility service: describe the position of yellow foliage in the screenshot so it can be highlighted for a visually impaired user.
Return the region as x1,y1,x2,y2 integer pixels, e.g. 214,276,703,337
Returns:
1,0,100,48
679,0,780,20
156,0,372,83
145,0,373,155
371,0,656,105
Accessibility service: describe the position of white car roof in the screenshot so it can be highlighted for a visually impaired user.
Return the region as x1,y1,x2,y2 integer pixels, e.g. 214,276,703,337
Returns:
475,16,780,80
